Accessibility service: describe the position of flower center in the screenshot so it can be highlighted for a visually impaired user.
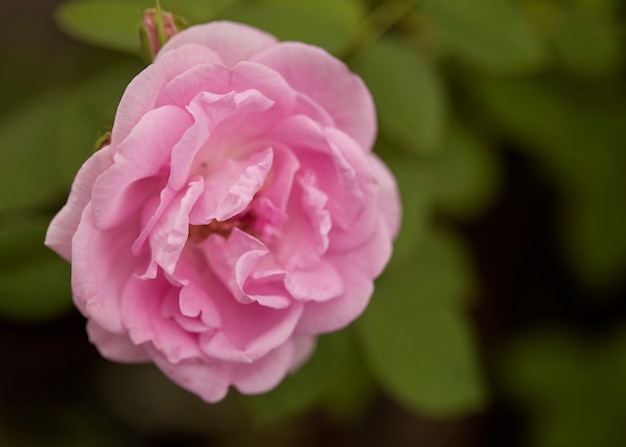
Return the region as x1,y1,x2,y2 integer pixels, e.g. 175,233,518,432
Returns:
188,210,257,243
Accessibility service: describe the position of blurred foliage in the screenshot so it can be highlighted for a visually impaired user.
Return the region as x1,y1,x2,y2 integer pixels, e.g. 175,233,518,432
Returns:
1,0,626,445
501,326,626,447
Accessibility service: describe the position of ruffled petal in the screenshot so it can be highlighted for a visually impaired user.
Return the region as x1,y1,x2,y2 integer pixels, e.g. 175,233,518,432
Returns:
45,146,113,261
252,42,376,150
189,147,273,224
92,105,193,229
231,335,315,394
158,21,278,68
253,144,300,214
87,320,150,363
156,60,296,127
370,154,402,238
138,178,204,277
197,234,304,361
272,169,331,270
284,259,343,302
120,273,203,364
112,44,222,146
71,205,144,333
271,116,374,232
148,346,230,403
295,266,373,335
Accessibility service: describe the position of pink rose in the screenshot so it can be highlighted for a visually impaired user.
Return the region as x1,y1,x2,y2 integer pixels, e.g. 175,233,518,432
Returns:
46,21,401,402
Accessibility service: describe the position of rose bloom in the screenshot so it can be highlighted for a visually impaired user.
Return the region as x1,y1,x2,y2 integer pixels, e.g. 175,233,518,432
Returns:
46,21,400,402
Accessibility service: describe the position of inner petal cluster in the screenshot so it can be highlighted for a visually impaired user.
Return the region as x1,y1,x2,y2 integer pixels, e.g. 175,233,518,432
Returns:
188,210,258,242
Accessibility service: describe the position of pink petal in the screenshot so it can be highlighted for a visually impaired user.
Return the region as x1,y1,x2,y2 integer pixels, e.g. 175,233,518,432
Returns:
71,205,144,333
156,61,296,124
45,146,113,261
198,295,303,361
272,116,373,231
272,169,331,270
252,42,376,150
245,268,291,309
253,144,300,214
158,21,278,68
205,229,274,306
288,336,317,372
137,178,204,277
370,154,402,238
86,320,150,363
196,240,304,361
173,250,223,328
189,147,273,224
92,105,193,229
284,259,344,302
168,88,275,195
230,336,315,394
147,346,230,403
161,295,210,333
112,44,222,146
329,215,393,279
295,266,373,335
120,273,203,364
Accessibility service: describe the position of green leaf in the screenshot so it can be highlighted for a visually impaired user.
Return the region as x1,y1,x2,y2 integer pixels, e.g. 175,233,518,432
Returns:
320,331,378,424
216,0,363,54
429,124,501,219
552,12,622,77
245,329,351,425
56,62,142,185
470,77,623,192
54,0,232,53
501,328,626,447
471,76,626,290
559,193,626,292
419,0,545,74
55,1,149,54
0,91,68,212
354,37,447,154
357,230,485,416
0,219,72,320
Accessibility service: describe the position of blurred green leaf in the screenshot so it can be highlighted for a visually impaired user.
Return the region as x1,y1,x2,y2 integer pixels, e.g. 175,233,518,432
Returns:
0,219,72,320
54,0,234,53
0,91,68,212
471,76,626,290
419,0,545,74
245,330,351,425
56,0,358,54
355,37,447,154
216,0,363,54
552,12,621,77
320,329,378,424
501,327,626,447
429,124,501,219
470,77,620,190
56,1,148,54
357,230,485,416
56,62,142,185
559,193,626,293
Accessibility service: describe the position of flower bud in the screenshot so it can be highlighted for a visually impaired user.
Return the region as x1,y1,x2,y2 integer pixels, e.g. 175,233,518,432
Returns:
138,2,185,62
